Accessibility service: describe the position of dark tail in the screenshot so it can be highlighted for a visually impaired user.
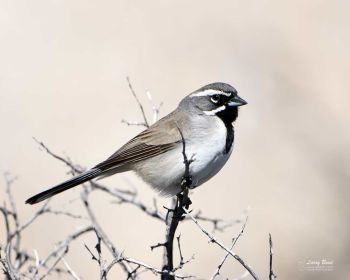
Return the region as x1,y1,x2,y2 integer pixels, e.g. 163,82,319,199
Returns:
25,168,102,205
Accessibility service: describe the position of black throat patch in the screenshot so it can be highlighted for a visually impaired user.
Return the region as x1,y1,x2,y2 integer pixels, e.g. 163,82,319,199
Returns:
216,106,238,153
223,123,234,153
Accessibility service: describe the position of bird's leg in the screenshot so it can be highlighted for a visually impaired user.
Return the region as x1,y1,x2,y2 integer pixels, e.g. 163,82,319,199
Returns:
176,193,191,208
181,175,192,190
177,182,192,215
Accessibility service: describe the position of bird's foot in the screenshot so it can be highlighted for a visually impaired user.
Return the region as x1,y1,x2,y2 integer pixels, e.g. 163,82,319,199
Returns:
181,175,192,190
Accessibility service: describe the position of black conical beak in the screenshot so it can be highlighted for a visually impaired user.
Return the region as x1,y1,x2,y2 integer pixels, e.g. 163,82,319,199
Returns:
228,95,247,107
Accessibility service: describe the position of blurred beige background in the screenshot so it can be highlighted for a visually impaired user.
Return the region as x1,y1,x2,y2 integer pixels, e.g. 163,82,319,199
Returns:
1,0,349,279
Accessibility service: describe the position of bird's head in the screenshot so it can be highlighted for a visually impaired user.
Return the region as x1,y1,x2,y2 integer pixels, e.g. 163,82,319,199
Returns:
180,82,247,123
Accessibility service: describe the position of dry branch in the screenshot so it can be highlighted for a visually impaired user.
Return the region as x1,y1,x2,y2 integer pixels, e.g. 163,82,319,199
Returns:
184,208,259,280
210,217,248,280
269,233,276,280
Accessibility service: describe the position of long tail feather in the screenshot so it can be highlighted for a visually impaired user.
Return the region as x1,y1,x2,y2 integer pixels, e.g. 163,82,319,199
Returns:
25,168,101,204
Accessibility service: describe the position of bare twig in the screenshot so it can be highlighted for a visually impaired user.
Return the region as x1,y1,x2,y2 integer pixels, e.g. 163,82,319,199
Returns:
4,173,19,229
31,226,94,277
232,271,250,280
184,208,259,280
39,246,69,280
5,243,20,279
44,208,88,220
4,173,21,268
146,90,163,124
33,137,83,174
210,217,248,280
269,233,276,280
150,242,167,251
62,258,81,280
173,235,194,272
176,235,184,269
0,204,11,243
81,189,139,280
126,77,149,128
84,229,107,280
1,244,18,280
9,200,50,241
190,210,244,232
121,120,149,127
106,256,193,280
94,182,165,221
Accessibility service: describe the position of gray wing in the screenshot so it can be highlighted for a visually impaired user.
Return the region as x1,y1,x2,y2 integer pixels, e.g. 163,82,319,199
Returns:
95,112,183,172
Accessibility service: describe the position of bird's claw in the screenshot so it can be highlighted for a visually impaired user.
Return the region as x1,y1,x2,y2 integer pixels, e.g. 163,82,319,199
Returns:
181,176,192,189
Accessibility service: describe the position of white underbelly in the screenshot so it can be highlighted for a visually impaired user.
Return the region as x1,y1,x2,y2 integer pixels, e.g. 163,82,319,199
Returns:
133,118,233,196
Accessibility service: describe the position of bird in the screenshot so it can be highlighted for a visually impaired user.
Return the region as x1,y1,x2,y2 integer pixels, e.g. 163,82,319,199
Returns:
26,82,247,205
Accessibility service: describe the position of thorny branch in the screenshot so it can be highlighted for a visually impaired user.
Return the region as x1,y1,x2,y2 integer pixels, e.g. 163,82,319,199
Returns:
83,229,105,280
156,125,194,280
269,233,276,280
81,188,139,280
105,256,193,280
184,208,259,280
210,217,248,280
190,209,247,233
0,79,274,279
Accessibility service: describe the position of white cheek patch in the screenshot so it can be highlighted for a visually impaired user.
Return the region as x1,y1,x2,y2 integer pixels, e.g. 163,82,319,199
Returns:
203,105,226,115
190,89,232,98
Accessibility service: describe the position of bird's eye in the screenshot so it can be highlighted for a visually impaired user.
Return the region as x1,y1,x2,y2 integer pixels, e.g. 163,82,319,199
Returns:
211,94,220,103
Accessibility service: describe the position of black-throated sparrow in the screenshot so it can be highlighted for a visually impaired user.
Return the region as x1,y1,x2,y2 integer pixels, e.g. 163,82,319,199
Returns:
26,82,247,204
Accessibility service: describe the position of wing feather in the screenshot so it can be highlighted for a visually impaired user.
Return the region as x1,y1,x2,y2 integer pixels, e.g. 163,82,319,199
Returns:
95,112,183,172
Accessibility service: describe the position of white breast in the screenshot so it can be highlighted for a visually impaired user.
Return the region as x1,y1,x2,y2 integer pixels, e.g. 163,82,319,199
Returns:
133,117,233,196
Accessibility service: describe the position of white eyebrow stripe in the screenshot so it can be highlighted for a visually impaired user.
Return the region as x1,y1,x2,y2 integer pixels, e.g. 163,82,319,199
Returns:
203,105,226,115
190,89,232,97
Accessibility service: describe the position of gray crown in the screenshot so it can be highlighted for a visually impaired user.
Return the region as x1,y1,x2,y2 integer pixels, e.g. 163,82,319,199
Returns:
193,82,237,95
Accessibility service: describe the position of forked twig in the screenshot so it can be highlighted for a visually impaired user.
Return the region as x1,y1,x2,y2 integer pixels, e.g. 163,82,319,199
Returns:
184,208,259,280
210,217,248,280
126,77,149,128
